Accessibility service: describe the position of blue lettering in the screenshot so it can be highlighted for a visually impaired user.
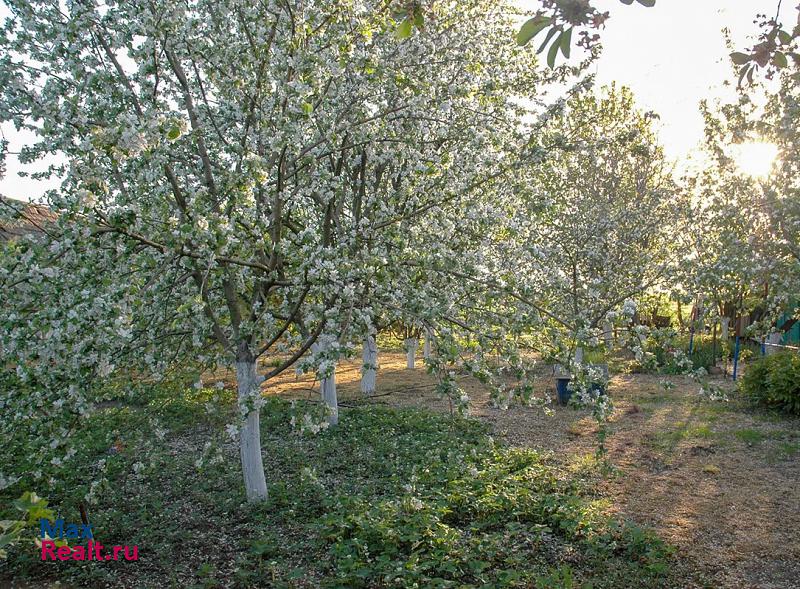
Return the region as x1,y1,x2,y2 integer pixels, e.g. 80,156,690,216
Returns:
39,518,63,539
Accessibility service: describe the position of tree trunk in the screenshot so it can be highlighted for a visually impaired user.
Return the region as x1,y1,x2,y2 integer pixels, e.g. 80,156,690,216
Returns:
423,329,432,359
405,338,418,369
711,320,718,364
312,342,339,426
321,370,338,425
721,317,730,341
602,321,613,349
766,332,782,356
235,358,268,502
361,334,378,396
574,346,584,364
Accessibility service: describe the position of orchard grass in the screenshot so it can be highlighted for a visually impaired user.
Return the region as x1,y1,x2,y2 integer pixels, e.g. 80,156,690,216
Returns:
2,383,681,588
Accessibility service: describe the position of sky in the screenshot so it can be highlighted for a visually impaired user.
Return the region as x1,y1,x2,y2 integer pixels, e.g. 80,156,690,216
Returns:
0,0,796,201
572,0,796,162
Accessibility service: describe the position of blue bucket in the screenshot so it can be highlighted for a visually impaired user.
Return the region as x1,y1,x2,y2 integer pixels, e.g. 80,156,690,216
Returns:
556,377,607,406
590,381,607,396
556,377,572,406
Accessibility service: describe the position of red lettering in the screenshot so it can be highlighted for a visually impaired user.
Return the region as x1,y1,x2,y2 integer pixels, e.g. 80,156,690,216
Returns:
71,545,86,560
40,540,56,560
56,545,71,561
112,545,122,560
123,546,138,561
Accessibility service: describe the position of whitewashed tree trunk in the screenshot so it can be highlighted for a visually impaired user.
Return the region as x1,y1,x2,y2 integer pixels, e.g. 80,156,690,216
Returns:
235,359,268,502
766,332,782,356
360,334,378,396
321,369,338,426
312,342,339,426
405,337,418,369
603,321,613,349
721,317,730,340
423,329,432,359
574,346,584,364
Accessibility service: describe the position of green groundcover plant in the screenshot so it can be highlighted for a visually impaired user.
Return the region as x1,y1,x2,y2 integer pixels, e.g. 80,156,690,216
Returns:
1,384,678,588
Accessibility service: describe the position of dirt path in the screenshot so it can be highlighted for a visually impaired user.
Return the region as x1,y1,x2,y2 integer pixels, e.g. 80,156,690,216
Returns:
251,352,800,589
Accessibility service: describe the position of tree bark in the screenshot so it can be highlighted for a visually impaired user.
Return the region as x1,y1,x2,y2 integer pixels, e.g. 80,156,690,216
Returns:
235,358,268,502
405,337,418,369
361,334,378,396
711,320,718,364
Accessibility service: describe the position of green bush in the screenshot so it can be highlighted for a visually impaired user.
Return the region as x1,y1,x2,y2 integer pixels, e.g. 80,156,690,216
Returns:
637,330,721,374
740,352,800,416
687,335,723,371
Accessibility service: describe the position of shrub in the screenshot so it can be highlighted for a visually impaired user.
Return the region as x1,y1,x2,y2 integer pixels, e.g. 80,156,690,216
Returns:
687,335,722,371
740,352,800,416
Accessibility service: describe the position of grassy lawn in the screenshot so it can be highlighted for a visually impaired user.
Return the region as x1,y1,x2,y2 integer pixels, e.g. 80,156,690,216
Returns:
2,383,680,588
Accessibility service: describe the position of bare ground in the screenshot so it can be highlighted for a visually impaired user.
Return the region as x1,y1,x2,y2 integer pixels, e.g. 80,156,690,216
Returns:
231,352,800,589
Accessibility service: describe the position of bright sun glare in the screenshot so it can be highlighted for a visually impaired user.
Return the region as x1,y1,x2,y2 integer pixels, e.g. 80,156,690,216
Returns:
732,142,778,178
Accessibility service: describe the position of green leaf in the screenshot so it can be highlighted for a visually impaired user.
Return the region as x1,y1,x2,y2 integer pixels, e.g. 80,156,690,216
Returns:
730,52,751,65
395,18,413,39
516,16,552,46
413,12,424,30
547,33,561,68
13,492,42,513
301,102,313,115
167,126,182,141
537,26,560,54
560,27,573,58
773,51,788,68
636,0,656,7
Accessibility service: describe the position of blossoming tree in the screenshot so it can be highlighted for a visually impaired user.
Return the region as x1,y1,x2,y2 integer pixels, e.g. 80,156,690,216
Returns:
505,85,686,361
683,69,800,345
761,70,800,300
0,0,549,500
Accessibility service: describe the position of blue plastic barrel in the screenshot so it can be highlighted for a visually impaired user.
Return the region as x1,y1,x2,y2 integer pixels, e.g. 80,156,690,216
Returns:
556,378,572,406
